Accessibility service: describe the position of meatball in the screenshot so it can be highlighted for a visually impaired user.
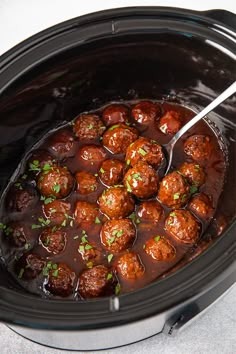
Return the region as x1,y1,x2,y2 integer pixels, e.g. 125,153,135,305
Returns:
99,159,125,186
78,237,101,263
28,150,56,175
188,193,213,219
47,129,76,159
78,265,117,298
165,210,201,244
4,222,31,248
74,201,99,224
98,186,135,219
45,262,76,297
159,110,182,134
43,200,71,225
184,135,212,162
39,227,66,254
102,123,138,154
75,171,98,194
178,162,206,187
7,185,38,213
37,166,74,198
102,104,129,126
77,144,107,168
132,101,161,124
157,171,189,208
73,114,105,140
125,137,164,168
116,252,145,280
100,219,136,253
124,161,159,199
15,253,45,280
144,236,176,261
137,200,163,224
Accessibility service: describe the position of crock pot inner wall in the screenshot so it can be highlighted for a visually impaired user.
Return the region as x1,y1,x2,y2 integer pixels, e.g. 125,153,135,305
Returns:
0,31,235,292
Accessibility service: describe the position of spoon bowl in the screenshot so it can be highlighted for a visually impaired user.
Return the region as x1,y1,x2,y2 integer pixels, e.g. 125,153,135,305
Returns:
163,81,236,175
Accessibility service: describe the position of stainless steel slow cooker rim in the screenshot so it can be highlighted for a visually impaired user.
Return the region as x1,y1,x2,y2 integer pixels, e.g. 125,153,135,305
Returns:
0,6,235,330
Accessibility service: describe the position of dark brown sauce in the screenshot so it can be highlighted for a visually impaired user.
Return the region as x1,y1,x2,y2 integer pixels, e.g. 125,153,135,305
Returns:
0,100,226,299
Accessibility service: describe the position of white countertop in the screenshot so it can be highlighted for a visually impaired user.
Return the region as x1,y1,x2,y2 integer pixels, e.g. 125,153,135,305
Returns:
0,0,236,353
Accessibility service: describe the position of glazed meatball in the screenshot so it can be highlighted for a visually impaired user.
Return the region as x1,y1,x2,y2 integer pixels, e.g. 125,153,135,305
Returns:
188,193,213,219
178,162,206,187
102,104,129,126
159,110,182,134
132,101,161,124
75,171,98,194
45,262,76,297
125,137,164,168
157,171,189,208
74,201,99,224
77,144,107,168
124,161,159,199
78,265,117,298
165,210,200,244
47,129,76,159
101,219,136,253
98,186,135,219
39,227,66,254
43,200,71,225
99,159,125,186
184,135,212,162
73,114,105,140
37,166,74,198
137,200,163,224
28,150,56,175
102,123,138,154
4,222,31,248
116,252,145,280
78,237,101,263
15,253,45,280
144,236,176,261
7,185,38,213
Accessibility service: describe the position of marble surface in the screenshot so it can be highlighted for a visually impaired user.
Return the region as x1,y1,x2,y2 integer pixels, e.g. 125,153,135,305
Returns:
0,0,235,353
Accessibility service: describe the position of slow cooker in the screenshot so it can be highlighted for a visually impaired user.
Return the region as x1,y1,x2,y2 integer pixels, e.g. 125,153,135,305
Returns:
0,7,235,350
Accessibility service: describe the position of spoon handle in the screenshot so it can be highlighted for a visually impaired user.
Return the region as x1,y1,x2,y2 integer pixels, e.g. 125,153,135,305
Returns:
169,80,236,147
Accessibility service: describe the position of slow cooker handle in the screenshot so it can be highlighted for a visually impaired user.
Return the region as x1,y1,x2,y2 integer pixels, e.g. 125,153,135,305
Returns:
202,9,236,31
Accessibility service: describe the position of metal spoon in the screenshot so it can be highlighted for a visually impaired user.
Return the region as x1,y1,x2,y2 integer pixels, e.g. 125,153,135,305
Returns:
164,81,236,175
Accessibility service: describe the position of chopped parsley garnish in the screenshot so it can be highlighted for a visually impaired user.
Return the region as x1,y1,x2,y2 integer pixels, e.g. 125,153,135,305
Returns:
170,212,176,217
107,273,113,280
44,236,50,246
87,123,94,129
94,173,98,177
95,217,101,224
129,213,141,224
105,200,112,205
52,184,61,194
18,268,25,279
126,180,132,193
107,254,113,263
115,283,121,295
107,236,116,246
139,148,147,156
194,164,200,172
52,269,59,277
181,194,187,202
132,172,142,181
42,163,52,173
100,167,105,174
79,245,85,252
31,217,50,229
126,159,131,165
154,236,161,242
173,192,180,200
14,182,23,190
86,261,93,268
190,185,198,194
0,223,13,235
112,229,123,238
24,243,30,250
43,261,57,276
108,124,120,131
44,197,55,205
29,160,40,172
85,244,93,250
